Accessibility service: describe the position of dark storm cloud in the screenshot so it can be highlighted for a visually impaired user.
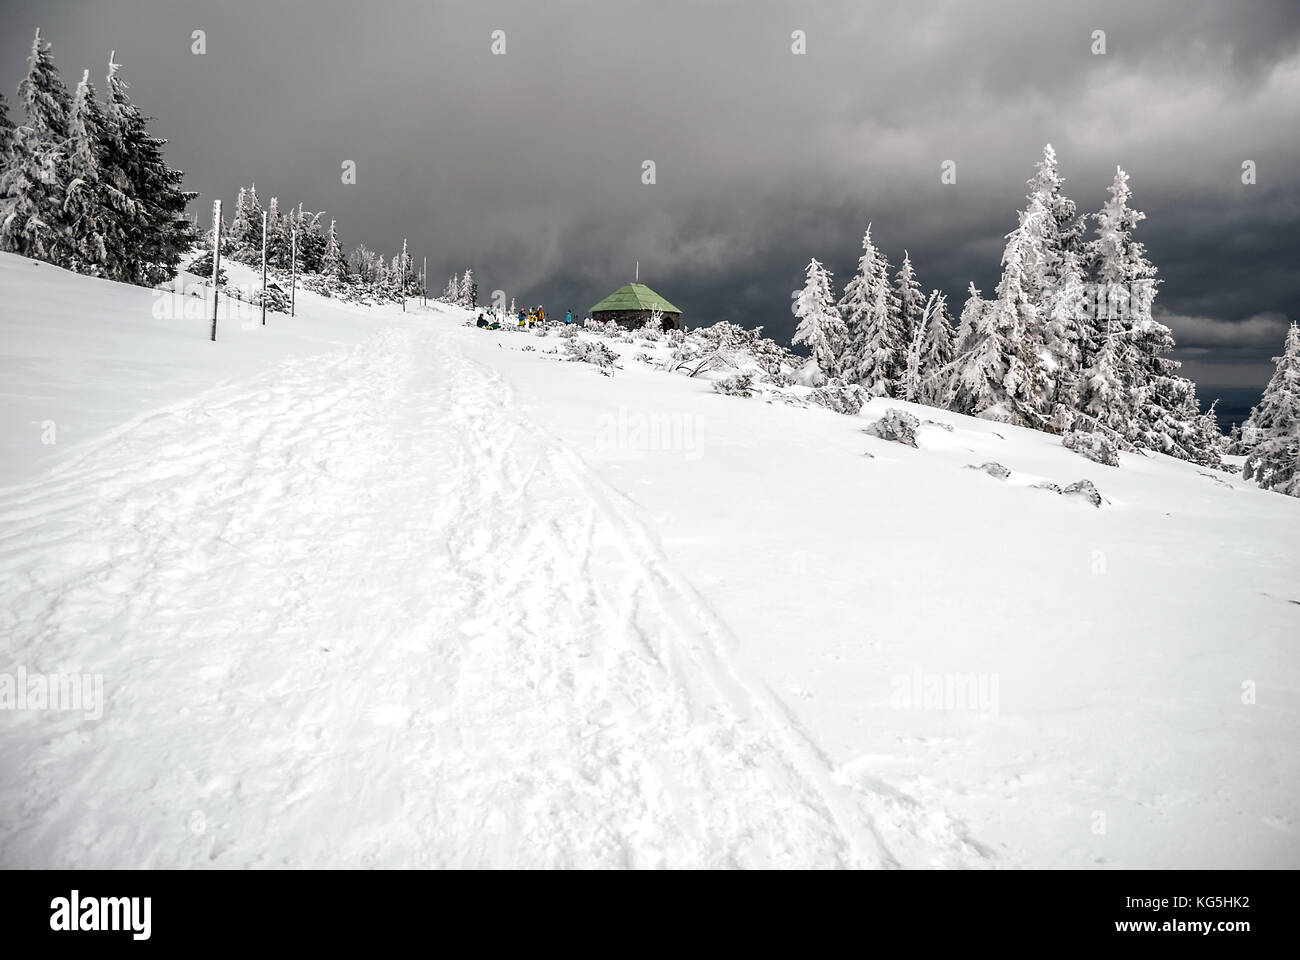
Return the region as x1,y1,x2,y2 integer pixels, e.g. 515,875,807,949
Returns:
2,0,1298,402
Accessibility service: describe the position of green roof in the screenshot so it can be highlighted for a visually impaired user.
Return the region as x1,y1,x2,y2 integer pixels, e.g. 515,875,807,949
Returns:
590,282,681,315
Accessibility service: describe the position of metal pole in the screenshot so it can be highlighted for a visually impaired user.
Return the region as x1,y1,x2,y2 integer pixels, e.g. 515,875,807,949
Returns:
210,199,221,342
260,210,268,326
290,228,297,318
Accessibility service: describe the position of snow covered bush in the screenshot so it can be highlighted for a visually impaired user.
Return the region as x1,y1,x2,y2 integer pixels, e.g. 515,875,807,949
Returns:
253,285,290,314
968,462,1010,480
1063,479,1104,507
713,373,755,398
186,251,227,287
1063,429,1120,467
866,408,920,447
564,338,618,375
665,340,722,378
810,380,867,416
558,325,580,339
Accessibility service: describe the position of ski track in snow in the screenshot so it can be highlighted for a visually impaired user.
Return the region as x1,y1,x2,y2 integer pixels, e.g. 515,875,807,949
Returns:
0,324,989,868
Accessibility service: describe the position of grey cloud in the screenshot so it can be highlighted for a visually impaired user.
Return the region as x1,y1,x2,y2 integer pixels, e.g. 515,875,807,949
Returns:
2,0,1297,404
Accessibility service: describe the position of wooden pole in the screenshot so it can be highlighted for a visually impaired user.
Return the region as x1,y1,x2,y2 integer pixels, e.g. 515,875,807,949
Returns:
290,228,297,318
422,256,427,308
260,210,268,326
210,199,221,342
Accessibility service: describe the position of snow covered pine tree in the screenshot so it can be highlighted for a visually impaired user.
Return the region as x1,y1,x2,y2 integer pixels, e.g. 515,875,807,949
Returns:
792,257,846,381
1243,323,1300,497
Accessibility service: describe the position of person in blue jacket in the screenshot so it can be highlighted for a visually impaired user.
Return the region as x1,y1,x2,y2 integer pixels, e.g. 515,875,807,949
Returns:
518,308,526,327
565,309,574,324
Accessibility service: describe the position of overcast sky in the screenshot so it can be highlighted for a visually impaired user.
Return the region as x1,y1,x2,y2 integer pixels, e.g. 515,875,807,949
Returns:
3,0,1298,407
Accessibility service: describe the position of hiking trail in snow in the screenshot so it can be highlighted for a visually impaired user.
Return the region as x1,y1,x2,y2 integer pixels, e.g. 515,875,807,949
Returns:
0,323,989,868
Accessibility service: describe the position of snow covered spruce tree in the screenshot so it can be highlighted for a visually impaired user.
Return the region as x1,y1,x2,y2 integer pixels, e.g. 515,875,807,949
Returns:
459,267,476,308
296,207,325,273
102,53,195,285
322,219,344,278
792,257,846,380
839,225,903,396
0,29,72,263
915,291,955,405
0,91,14,169
950,198,1051,425
1026,144,1091,416
228,184,266,262
1243,323,1300,496
1082,167,1216,463
894,251,926,372
265,197,290,268
63,69,131,277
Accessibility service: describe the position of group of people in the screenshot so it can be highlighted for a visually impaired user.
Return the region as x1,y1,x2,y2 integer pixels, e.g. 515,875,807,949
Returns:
516,306,577,327
475,304,580,330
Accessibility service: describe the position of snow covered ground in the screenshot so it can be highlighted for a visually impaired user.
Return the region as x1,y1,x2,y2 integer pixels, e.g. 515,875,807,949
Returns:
1,251,1297,868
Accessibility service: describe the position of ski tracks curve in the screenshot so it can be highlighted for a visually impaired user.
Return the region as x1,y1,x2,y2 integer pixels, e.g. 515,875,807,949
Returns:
0,322,991,868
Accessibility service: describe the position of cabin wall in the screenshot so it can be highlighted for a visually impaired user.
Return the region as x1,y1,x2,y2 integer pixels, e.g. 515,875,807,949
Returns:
591,309,682,331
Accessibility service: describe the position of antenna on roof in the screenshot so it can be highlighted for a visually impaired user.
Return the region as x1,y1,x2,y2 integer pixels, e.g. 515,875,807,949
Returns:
635,260,639,283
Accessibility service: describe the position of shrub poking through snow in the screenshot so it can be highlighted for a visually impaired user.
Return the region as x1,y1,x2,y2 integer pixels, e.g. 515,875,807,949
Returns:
253,284,290,314
1063,429,1119,467
867,408,920,447
1063,479,1104,507
564,338,617,375
810,380,867,416
968,461,1010,480
1033,481,1063,494
558,325,580,339
713,373,755,398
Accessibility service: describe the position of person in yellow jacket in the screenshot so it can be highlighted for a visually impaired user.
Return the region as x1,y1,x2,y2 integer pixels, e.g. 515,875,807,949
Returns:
537,306,546,323
526,310,536,328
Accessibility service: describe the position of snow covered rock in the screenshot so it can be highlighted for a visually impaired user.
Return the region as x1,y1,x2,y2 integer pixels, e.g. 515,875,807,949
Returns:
968,461,1011,480
1063,429,1119,467
867,408,920,447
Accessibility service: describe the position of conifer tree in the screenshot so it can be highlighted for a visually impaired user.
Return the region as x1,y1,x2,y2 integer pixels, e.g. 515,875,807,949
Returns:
0,29,72,263
1243,323,1300,496
102,52,196,284
839,225,902,395
917,291,955,406
952,204,1051,425
1082,166,1211,459
322,218,343,277
228,185,265,261
893,251,926,371
792,257,846,379
0,91,14,169
265,197,289,267
62,69,121,276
